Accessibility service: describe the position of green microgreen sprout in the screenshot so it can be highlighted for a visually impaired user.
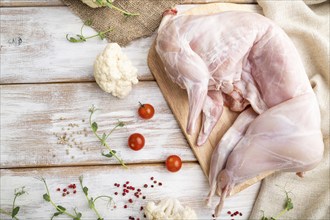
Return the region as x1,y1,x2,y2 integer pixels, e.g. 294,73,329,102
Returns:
79,176,114,220
260,186,294,220
0,186,27,220
66,19,112,43
97,0,139,17
88,105,127,168
39,177,82,220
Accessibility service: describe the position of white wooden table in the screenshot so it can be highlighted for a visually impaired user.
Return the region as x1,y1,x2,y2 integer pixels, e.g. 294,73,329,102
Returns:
0,1,261,219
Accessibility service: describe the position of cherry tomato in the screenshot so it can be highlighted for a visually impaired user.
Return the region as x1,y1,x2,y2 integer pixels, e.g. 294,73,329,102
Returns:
165,155,182,172
138,103,155,119
128,133,145,151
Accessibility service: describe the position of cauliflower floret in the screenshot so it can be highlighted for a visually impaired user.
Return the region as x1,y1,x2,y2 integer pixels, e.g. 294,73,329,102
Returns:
80,0,113,8
145,198,198,220
94,43,138,99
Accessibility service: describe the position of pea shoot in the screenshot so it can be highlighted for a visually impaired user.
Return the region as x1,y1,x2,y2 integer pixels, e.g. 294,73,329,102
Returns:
79,176,114,220
89,105,127,168
96,0,139,17
66,19,112,43
261,187,294,220
39,177,82,220
0,186,27,220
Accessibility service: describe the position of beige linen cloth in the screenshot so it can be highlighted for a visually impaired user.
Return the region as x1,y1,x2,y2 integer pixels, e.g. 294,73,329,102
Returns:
250,0,329,219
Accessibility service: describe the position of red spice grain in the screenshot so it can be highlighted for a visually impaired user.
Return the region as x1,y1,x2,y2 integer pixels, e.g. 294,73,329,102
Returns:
150,177,154,180
227,211,231,215
66,191,70,195
128,198,133,203
126,181,130,184
144,184,148,188
153,180,157,184
137,189,141,192
140,206,144,211
114,192,118,195
73,190,77,194
158,182,162,186
122,193,126,196
240,213,243,216
124,205,127,208
56,188,61,191
63,188,67,192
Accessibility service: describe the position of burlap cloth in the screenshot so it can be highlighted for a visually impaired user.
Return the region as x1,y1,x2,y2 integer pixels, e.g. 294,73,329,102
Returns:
61,0,181,46
249,0,329,219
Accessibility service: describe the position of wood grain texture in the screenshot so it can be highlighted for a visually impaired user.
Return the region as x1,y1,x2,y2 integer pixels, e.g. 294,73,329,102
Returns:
147,3,271,195
0,82,197,168
0,163,261,220
0,0,256,7
0,6,154,84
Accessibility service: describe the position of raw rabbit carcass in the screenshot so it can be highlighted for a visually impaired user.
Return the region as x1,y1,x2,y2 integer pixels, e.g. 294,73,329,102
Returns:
155,9,324,216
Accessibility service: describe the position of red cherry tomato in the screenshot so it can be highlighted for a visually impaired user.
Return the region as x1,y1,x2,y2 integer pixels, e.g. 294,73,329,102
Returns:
165,155,182,172
128,133,145,151
138,103,155,119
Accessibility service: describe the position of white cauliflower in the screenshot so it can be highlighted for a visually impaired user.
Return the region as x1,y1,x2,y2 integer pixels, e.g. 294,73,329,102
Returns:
80,0,113,8
145,198,198,220
94,43,138,99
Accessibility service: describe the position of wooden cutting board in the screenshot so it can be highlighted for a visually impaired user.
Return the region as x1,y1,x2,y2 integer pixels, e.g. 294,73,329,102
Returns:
147,3,272,195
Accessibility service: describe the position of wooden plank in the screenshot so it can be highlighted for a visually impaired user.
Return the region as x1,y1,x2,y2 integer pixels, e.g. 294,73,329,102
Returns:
0,0,256,7
147,3,270,195
0,6,154,84
0,0,63,7
0,163,261,219
0,82,197,168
